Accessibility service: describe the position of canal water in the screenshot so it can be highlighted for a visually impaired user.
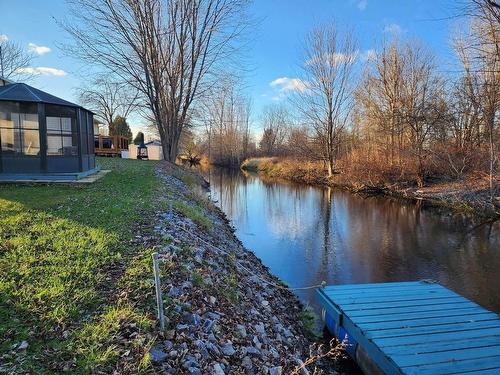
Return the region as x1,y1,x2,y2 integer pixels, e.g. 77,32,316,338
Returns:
203,167,500,314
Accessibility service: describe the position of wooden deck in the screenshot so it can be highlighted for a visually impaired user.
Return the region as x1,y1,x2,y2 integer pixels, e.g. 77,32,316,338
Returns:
94,135,129,157
317,281,500,374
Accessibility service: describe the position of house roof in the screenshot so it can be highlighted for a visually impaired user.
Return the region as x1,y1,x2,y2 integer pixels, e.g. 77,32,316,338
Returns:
145,140,162,146
0,82,86,109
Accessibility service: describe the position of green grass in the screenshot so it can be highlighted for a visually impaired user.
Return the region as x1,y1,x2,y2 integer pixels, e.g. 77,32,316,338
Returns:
172,200,212,231
298,305,321,340
221,273,239,304
0,158,160,374
191,269,205,287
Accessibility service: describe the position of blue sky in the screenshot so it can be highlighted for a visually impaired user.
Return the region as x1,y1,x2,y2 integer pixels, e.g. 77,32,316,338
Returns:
0,0,462,135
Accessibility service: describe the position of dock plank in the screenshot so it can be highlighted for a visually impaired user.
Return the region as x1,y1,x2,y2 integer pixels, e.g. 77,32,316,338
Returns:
403,354,500,374
374,326,500,347
393,344,500,367
331,292,453,304
323,281,425,291
323,285,441,297
341,296,468,311
352,306,488,324
346,300,477,317
357,311,498,331
366,319,500,339
384,335,500,356
460,369,500,374
317,281,500,375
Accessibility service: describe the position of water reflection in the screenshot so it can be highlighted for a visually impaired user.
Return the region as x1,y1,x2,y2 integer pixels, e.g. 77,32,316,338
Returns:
203,167,500,313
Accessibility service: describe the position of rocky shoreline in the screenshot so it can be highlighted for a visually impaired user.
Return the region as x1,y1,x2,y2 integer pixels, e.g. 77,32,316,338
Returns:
147,163,346,374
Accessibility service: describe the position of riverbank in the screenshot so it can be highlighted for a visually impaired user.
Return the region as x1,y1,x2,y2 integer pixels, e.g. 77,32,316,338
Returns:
241,157,500,219
0,158,346,374
149,162,347,374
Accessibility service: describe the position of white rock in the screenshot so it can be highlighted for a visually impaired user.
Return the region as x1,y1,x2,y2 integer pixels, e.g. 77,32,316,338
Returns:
17,341,28,350
213,363,225,375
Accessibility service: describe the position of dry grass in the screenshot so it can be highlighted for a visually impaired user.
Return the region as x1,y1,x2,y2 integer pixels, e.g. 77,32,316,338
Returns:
241,156,499,218
290,339,348,375
242,157,327,184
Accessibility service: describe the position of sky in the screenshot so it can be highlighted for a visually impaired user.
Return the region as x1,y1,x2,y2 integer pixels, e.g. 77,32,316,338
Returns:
0,0,464,136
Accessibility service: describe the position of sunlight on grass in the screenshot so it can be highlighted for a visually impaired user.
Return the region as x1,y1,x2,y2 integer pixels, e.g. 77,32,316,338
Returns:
72,305,152,371
0,158,159,373
172,200,212,231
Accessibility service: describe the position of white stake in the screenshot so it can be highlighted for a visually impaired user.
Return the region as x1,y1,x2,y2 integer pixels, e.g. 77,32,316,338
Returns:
152,252,165,331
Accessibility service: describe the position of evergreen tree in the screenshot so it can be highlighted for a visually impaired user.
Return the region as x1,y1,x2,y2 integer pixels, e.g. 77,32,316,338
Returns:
110,116,133,142
133,131,145,145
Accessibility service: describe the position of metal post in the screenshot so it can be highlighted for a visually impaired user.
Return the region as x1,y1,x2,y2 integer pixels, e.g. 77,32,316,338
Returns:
152,252,165,330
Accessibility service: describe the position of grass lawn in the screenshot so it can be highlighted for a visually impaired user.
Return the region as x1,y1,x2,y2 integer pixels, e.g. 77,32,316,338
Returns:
0,157,162,374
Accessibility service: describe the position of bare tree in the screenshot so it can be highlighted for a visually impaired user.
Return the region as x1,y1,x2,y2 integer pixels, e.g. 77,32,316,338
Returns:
356,41,405,166
455,1,500,201
0,37,34,81
356,40,445,187
399,43,446,187
259,104,290,156
78,77,139,131
294,23,357,177
470,1,500,26
200,76,251,166
64,0,249,162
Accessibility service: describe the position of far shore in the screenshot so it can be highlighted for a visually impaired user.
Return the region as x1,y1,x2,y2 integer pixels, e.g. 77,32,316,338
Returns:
241,157,500,220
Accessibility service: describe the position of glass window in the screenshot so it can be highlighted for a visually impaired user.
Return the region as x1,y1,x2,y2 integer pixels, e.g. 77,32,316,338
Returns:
61,118,72,132
46,117,60,131
0,115,14,128
0,102,39,156
102,138,112,149
22,129,40,155
46,116,78,156
0,128,13,152
23,114,39,129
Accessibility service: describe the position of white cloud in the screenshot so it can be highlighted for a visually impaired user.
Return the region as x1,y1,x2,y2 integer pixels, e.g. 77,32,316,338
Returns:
361,49,376,62
0,34,8,43
28,43,51,56
15,66,67,76
357,0,367,11
270,77,307,93
383,23,403,35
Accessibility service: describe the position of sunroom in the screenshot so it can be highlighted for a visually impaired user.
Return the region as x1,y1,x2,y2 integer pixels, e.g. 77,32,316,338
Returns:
0,81,98,180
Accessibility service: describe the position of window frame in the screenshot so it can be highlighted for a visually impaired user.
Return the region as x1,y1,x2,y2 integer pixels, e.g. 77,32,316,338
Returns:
45,105,78,157
0,102,40,157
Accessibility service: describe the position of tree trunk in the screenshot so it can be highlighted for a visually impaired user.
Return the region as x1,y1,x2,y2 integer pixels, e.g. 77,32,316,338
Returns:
417,151,425,188
161,138,171,162
488,116,495,203
327,156,334,177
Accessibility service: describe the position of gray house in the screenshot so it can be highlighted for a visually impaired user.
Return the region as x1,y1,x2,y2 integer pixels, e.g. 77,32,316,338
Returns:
0,81,97,180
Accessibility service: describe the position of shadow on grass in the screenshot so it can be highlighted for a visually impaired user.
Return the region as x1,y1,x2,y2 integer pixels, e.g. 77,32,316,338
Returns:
0,158,159,230
0,158,161,373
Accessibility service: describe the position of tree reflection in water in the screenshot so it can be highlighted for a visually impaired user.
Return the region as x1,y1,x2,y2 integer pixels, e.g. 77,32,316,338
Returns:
202,167,500,314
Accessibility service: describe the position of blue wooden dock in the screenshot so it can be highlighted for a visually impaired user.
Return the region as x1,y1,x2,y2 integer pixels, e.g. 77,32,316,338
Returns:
317,281,500,374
